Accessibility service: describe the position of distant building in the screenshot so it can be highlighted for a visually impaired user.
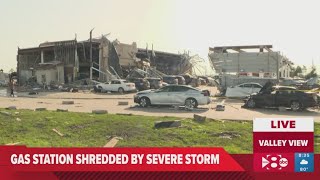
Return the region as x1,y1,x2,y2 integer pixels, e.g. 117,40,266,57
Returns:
209,45,292,79
208,45,293,88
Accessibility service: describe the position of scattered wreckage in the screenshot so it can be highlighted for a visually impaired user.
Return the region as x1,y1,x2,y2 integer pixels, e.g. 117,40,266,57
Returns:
134,85,211,110
243,82,319,111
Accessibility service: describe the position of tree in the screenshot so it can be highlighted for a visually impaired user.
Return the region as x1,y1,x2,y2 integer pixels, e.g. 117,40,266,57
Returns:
293,66,302,77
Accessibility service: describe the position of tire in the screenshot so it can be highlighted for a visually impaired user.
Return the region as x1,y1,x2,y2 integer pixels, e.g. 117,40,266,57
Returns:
185,98,198,110
290,101,301,111
139,97,150,107
94,86,102,93
247,98,256,108
118,87,124,94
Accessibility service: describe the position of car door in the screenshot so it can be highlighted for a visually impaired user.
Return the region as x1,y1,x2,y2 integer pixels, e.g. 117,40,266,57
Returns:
275,88,291,106
149,86,172,104
110,80,120,91
237,83,252,97
170,86,189,105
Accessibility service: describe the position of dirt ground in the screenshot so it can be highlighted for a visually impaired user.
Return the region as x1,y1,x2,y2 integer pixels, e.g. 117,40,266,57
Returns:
0,86,319,122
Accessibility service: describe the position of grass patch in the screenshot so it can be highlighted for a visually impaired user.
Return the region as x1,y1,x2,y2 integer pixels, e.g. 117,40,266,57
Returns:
0,109,319,153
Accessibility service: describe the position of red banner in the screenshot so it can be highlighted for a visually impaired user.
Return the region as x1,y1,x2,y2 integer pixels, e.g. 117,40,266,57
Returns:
0,146,244,172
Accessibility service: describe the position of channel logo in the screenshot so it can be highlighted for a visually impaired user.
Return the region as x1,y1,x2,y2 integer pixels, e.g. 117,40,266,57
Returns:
262,155,288,170
254,153,294,172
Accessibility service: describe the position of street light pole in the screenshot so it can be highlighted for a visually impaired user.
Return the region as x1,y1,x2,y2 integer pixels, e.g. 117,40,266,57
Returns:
89,28,95,80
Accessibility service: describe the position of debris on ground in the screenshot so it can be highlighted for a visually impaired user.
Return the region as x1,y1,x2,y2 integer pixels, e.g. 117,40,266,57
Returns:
14,112,20,115
52,128,64,137
216,104,225,111
116,113,132,116
0,111,11,116
92,110,108,114
16,118,21,121
154,120,181,128
57,109,68,112
6,142,21,146
35,108,47,111
6,106,17,110
28,91,38,95
118,101,129,105
193,114,206,123
104,137,123,147
62,101,74,105
210,131,241,139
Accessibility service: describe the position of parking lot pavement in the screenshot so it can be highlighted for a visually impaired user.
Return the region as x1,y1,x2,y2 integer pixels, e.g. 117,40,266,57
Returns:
1,94,319,122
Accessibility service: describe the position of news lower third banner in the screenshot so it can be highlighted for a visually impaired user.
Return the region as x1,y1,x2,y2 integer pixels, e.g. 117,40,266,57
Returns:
1,117,320,179
0,147,243,172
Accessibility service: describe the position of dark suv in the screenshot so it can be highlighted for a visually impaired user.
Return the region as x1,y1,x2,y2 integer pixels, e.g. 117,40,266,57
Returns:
175,75,186,85
244,83,318,111
162,76,178,85
127,78,150,91
146,78,163,89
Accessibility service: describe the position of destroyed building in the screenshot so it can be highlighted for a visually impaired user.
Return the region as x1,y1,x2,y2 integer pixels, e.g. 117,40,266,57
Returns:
208,45,293,89
17,36,195,87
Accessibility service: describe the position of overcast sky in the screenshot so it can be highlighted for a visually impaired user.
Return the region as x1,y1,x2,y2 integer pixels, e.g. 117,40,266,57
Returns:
0,0,319,73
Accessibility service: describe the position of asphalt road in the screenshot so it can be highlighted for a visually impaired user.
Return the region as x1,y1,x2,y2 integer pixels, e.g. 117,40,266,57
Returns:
0,89,319,122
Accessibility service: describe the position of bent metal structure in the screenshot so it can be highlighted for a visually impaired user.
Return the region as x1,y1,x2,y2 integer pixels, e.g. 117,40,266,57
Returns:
208,45,293,90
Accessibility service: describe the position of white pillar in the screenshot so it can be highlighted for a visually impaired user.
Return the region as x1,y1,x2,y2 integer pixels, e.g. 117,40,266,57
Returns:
41,51,44,63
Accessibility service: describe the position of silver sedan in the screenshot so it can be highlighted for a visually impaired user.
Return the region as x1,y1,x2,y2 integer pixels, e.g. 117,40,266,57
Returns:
134,85,211,109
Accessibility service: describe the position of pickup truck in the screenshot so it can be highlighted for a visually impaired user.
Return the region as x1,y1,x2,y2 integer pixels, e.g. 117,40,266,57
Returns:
94,79,136,94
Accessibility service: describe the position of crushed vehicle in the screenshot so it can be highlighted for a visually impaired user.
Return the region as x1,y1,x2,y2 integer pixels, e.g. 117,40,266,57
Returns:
134,85,211,109
127,78,150,91
146,78,163,89
280,77,319,90
244,82,318,111
162,76,178,85
175,75,186,85
225,82,262,98
94,79,136,94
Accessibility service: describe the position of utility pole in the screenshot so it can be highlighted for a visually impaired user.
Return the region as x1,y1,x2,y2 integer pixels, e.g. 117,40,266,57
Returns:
89,28,94,80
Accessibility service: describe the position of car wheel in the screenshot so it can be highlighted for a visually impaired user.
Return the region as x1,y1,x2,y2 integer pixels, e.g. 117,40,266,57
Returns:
290,101,301,111
247,98,256,108
94,86,102,93
139,97,150,107
118,87,124,94
185,98,198,110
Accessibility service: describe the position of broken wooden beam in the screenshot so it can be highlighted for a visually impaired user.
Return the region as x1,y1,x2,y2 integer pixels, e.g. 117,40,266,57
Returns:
52,128,64,137
104,137,122,147
6,142,21,146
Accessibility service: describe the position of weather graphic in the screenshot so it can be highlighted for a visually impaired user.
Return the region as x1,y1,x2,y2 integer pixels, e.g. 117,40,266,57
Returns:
294,153,314,172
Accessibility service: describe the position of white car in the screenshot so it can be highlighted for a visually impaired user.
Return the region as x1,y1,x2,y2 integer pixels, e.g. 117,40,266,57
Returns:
225,82,262,98
94,79,136,94
134,85,211,109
